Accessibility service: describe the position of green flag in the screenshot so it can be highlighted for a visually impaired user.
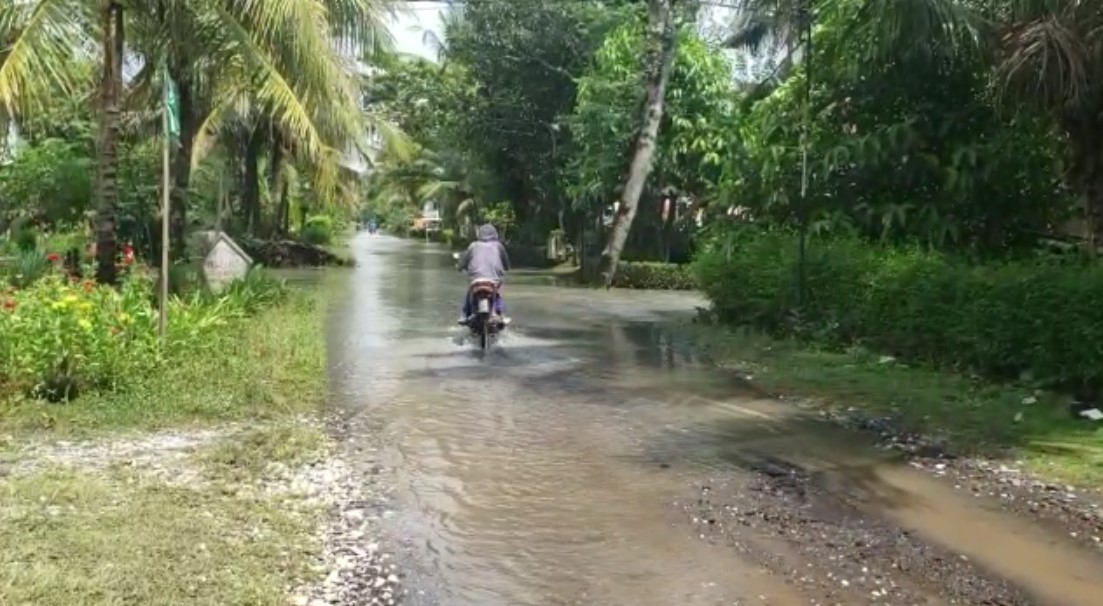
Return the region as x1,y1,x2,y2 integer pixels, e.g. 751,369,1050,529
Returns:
161,57,180,142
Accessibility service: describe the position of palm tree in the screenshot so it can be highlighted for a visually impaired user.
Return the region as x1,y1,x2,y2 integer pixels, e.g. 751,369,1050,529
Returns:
94,0,123,284
992,1,1103,253
142,0,397,249
3,0,402,277
0,0,92,119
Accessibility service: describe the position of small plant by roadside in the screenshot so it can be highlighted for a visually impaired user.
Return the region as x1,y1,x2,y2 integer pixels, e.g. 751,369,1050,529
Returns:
2,249,52,288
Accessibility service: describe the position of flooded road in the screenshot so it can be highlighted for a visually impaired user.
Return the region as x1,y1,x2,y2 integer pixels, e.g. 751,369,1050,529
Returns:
328,234,1103,606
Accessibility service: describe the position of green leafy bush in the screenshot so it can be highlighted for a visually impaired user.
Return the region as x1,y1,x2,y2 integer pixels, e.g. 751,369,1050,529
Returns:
0,274,161,399
300,215,333,245
0,138,93,226
695,227,1103,394
0,268,289,401
613,262,696,290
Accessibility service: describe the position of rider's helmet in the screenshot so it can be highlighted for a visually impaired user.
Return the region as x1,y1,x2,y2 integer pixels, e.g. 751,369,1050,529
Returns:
477,224,499,242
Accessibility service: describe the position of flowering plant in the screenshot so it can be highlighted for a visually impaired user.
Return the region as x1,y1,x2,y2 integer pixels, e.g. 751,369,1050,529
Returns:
0,274,160,399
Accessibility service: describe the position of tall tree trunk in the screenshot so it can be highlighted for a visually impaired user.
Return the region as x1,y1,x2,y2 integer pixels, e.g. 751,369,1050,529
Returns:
242,125,265,235
94,0,123,285
267,127,285,238
169,71,195,258
279,179,291,236
597,0,676,286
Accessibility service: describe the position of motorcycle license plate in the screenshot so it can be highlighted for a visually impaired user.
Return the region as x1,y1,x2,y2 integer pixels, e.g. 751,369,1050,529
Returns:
477,298,490,313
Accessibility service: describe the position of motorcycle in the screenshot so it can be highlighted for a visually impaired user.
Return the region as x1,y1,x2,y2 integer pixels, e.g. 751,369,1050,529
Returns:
453,252,507,351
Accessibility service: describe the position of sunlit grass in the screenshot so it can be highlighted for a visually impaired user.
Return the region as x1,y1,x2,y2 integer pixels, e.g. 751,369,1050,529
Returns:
0,465,319,606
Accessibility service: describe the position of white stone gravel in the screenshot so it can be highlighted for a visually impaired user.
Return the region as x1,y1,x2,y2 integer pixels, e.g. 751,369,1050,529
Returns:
0,420,404,605
286,453,405,606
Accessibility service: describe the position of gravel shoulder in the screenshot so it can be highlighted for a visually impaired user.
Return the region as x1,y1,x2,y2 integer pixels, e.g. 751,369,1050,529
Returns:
0,418,404,606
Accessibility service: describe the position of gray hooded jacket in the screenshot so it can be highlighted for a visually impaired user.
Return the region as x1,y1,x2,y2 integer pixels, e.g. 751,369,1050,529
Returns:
458,224,510,281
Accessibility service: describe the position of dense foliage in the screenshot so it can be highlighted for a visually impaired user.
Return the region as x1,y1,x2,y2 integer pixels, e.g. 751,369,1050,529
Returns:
678,0,1103,399
2,0,388,279
696,227,1103,395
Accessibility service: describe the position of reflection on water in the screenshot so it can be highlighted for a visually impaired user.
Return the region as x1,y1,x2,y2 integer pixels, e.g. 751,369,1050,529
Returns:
325,234,1103,606
327,236,790,606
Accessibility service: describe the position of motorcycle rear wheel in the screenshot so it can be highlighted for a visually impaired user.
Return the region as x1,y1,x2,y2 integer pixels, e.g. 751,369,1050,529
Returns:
479,320,490,351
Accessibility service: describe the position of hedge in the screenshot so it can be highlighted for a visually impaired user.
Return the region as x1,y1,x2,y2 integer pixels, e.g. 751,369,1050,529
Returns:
612,261,697,290
694,228,1103,394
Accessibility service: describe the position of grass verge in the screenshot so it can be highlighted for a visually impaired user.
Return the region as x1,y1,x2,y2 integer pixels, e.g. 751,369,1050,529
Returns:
684,323,1103,487
0,462,317,606
0,286,328,436
0,276,342,604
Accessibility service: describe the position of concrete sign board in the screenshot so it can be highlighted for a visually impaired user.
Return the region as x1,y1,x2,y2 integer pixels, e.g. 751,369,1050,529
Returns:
201,231,252,292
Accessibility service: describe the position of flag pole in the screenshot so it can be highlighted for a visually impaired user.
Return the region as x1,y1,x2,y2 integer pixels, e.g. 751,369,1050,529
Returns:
159,57,171,338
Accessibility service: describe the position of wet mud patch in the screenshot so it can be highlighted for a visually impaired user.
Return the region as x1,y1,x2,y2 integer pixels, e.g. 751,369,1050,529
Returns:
685,457,1033,605
908,457,1103,553
822,408,1103,554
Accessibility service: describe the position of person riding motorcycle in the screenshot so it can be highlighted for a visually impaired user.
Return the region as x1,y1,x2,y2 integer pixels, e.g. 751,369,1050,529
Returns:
456,223,510,325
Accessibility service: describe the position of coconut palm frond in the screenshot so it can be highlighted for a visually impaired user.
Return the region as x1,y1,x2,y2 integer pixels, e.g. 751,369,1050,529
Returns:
852,0,989,63
0,0,93,117
995,0,1102,112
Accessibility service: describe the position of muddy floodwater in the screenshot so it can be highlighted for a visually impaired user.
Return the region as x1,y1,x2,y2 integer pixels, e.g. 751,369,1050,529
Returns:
326,234,1103,606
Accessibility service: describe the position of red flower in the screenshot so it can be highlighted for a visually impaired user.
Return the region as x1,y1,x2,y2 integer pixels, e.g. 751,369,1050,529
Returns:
46,253,61,262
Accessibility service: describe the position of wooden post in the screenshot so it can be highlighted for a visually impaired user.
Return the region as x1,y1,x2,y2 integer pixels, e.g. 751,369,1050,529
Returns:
159,67,171,337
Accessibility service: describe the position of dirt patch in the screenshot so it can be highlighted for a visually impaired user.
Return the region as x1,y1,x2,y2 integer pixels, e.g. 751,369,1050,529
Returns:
241,238,351,268
685,458,1033,604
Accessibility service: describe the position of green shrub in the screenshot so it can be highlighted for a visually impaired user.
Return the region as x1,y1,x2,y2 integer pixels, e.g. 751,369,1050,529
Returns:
0,266,289,401
612,262,696,290
41,230,87,256
211,268,288,314
694,226,1103,394
167,261,205,297
3,250,52,289
300,215,333,245
0,273,162,400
